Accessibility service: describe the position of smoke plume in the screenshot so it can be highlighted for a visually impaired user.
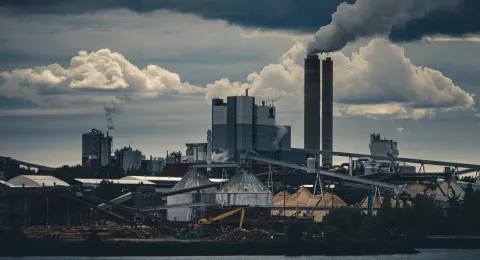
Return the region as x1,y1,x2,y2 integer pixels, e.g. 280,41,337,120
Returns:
272,125,288,151
307,0,461,54
211,149,230,163
104,96,131,131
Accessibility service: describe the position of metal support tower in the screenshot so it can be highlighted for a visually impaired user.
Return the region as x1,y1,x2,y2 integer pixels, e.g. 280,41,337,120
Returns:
220,168,228,188
245,153,449,201
267,164,274,193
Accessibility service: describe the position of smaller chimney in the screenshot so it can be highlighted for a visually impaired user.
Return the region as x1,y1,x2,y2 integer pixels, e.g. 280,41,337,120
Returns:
246,89,249,96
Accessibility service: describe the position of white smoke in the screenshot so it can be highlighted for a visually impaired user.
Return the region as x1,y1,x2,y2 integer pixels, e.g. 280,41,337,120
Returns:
272,125,288,151
211,149,230,163
307,0,461,54
104,96,131,131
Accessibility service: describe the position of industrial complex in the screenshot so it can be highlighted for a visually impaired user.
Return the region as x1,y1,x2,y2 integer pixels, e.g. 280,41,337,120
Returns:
1,55,480,241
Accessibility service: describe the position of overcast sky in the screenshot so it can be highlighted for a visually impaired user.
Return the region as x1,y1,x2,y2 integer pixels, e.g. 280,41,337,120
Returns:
0,0,479,169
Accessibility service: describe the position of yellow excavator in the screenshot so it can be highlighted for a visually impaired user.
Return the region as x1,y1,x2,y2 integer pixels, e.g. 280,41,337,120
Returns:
198,207,246,229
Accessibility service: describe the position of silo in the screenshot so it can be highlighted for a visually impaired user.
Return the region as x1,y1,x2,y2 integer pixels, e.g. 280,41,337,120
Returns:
216,169,272,207
167,168,217,221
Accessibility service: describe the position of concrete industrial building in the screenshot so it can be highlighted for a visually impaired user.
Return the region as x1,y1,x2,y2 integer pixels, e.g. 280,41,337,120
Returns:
211,91,291,162
186,143,207,163
82,129,112,168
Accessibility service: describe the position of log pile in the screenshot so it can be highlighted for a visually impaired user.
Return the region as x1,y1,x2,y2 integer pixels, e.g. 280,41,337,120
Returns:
21,223,174,241
214,228,271,241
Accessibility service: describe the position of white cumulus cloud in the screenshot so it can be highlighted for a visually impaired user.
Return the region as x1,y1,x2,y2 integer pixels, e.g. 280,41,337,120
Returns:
0,39,475,120
205,38,474,119
0,49,203,105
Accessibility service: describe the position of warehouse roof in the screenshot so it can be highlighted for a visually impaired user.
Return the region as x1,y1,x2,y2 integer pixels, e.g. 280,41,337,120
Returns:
0,180,16,187
123,175,226,183
122,176,182,182
74,178,155,186
8,175,69,187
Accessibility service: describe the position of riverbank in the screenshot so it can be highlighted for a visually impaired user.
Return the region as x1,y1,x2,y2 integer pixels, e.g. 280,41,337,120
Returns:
412,236,480,249
0,239,418,257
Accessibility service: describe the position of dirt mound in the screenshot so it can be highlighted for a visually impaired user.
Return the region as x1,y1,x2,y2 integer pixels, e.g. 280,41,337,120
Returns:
273,191,291,204
285,187,312,206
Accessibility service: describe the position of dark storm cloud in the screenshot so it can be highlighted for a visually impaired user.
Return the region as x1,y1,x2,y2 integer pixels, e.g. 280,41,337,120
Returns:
389,0,480,42
0,0,346,32
1,0,478,43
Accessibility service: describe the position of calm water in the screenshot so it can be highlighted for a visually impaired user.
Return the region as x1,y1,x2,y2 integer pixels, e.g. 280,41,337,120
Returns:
0,249,478,260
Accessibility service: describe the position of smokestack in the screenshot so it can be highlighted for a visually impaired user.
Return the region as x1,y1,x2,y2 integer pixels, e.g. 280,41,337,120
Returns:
322,57,333,167
304,54,321,154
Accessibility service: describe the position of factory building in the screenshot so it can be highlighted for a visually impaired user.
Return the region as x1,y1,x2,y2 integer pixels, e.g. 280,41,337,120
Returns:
167,168,217,222
186,143,207,163
216,169,272,207
115,147,142,172
211,91,291,162
82,129,112,168
369,133,399,158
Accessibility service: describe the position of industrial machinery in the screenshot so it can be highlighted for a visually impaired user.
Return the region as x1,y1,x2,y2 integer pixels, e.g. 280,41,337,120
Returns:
177,224,198,239
198,207,246,229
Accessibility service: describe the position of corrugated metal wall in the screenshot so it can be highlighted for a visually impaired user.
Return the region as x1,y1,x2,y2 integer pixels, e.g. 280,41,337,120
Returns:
215,193,272,207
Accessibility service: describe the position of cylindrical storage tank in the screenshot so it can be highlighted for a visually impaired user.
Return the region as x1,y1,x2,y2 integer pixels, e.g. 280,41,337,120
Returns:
150,159,164,174
123,149,142,171
307,157,316,173
100,139,109,166
216,169,272,207
167,168,217,222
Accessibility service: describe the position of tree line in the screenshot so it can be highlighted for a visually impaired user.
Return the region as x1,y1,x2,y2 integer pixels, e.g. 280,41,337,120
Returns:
323,183,480,241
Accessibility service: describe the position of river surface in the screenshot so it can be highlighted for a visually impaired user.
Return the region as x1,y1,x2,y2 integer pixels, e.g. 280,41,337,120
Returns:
0,249,478,260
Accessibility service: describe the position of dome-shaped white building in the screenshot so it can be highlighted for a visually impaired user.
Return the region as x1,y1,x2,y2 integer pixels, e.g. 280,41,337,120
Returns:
167,168,217,222
216,169,272,207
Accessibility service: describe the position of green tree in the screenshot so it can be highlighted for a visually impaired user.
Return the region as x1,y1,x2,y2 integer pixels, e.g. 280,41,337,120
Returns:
95,180,123,200
409,194,443,235
358,216,379,240
324,225,340,242
323,207,364,239
446,190,462,234
377,194,393,236
460,176,477,183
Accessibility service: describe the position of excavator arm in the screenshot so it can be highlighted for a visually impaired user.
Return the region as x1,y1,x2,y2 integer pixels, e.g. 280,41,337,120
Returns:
198,208,246,229
210,207,243,222
239,208,245,229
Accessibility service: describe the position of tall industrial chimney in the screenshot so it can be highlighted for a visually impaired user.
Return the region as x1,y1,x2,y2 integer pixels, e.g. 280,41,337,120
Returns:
304,54,321,153
322,57,333,166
